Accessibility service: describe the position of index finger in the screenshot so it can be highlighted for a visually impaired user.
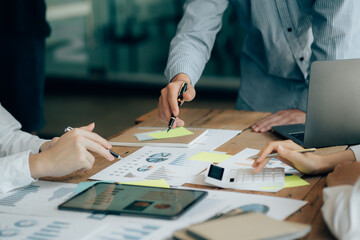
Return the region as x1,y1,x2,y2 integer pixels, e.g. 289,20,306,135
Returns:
70,128,112,149
168,82,182,116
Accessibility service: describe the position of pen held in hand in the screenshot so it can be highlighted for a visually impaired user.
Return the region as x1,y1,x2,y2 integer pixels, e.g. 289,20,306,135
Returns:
64,126,124,160
248,148,316,160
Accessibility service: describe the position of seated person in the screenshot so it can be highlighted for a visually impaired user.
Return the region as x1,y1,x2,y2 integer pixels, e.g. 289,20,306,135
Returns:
0,103,114,193
322,161,360,240
253,140,360,239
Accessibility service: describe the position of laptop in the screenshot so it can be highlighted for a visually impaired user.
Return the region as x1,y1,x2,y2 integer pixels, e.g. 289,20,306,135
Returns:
272,58,360,148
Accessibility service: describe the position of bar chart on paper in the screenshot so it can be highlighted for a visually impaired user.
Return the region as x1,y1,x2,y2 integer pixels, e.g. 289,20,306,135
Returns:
0,181,78,218
0,214,105,239
92,220,166,240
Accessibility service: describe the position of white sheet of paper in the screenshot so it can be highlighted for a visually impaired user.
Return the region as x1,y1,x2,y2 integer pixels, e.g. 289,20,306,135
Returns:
90,146,210,186
0,181,97,220
0,213,105,239
0,181,307,240
219,148,300,174
102,187,307,239
190,129,241,151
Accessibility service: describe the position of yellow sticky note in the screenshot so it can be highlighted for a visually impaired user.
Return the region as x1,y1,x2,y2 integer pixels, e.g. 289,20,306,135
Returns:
148,127,193,139
283,175,310,188
120,179,170,188
262,175,309,190
190,152,233,163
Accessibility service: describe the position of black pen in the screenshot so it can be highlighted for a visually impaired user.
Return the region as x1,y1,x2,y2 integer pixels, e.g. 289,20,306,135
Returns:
167,82,188,132
64,126,123,159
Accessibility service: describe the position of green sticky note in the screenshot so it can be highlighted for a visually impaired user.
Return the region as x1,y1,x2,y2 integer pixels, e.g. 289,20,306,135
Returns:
120,179,170,188
190,152,233,163
262,175,310,190
148,127,193,139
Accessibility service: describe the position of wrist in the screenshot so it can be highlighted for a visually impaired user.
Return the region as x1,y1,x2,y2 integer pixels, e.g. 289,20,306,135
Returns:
29,152,50,179
171,73,191,85
314,154,333,174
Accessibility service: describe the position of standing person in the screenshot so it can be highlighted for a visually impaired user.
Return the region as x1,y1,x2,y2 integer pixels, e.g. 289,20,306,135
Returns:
0,0,50,133
158,1,360,132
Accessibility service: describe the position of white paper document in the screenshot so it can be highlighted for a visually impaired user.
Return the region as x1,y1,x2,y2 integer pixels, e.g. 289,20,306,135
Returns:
0,213,105,240
218,148,301,175
0,180,307,240
190,129,241,151
0,181,97,220
90,146,210,186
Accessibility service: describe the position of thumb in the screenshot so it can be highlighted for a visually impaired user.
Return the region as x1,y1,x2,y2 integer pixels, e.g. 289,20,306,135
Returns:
81,122,95,132
183,84,196,102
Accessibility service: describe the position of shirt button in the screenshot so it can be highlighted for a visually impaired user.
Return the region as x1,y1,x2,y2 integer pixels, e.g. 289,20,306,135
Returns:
300,57,304,61
287,27,293,32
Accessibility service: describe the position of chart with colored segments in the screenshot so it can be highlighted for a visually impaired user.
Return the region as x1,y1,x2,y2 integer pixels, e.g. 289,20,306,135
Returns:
90,146,210,186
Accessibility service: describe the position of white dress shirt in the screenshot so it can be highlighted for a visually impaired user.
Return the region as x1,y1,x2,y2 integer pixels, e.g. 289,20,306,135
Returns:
321,145,360,240
0,104,47,193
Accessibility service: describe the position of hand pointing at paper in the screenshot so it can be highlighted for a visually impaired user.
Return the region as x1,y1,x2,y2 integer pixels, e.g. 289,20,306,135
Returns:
252,140,357,175
158,74,196,128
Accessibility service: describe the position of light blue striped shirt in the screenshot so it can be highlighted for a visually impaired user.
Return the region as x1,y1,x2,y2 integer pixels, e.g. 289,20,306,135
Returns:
165,0,360,112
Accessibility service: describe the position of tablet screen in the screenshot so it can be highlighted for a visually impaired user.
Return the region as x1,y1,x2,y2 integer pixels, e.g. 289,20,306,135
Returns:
58,183,207,219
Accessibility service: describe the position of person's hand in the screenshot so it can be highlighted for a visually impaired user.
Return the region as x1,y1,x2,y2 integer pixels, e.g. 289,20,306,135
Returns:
158,73,196,129
39,137,60,152
327,162,360,187
29,123,114,178
252,140,324,174
251,109,306,133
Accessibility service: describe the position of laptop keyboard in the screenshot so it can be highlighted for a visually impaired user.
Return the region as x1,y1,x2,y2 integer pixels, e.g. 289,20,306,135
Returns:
290,132,305,142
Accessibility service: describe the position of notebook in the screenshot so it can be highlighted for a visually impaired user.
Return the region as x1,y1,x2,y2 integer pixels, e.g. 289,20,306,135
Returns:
173,212,311,240
109,127,208,148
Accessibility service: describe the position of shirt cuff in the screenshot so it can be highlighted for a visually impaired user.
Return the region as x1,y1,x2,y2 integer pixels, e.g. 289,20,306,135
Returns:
349,145,360,162
27,138,49,154
165,62,200,86
0,151,36,193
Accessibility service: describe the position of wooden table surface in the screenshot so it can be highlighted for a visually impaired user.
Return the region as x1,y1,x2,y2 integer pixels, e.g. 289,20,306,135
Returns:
45,108,346,239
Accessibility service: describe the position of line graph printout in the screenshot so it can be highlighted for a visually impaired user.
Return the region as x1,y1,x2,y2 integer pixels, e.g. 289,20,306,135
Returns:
91,146,210,186
0,213,104,240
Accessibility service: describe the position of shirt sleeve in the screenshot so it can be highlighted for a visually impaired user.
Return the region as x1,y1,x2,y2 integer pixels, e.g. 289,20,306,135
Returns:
0,151,36,193
164,0,229,85
321,178,360,240
0,104,48,193
0,104,48,156
349,145,360,162
310,1,360,66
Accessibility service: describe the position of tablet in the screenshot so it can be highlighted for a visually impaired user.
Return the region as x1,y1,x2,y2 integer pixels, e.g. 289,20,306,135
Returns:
58,183,207,220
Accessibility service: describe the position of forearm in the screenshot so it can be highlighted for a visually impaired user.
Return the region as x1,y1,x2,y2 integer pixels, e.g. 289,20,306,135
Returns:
165,0,229,85
318,150,356,173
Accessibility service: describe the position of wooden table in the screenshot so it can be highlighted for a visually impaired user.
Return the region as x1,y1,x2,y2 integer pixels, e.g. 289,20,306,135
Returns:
45,108,346,239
